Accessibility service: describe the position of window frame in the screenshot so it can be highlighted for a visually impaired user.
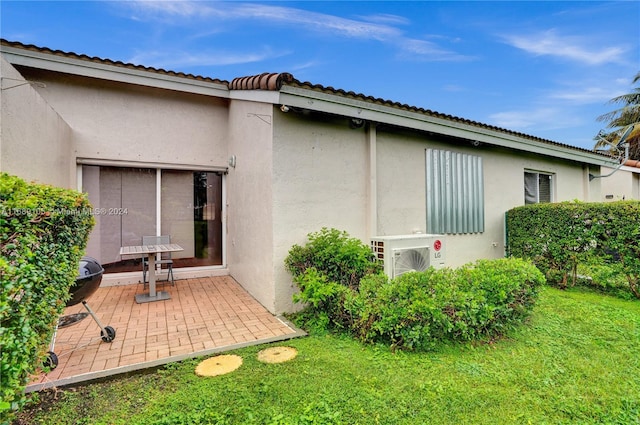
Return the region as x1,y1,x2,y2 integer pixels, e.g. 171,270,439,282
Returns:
524,170,554,204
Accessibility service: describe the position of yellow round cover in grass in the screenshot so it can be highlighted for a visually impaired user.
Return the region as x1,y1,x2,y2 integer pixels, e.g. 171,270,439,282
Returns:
195,354,243,377
257,346,298,364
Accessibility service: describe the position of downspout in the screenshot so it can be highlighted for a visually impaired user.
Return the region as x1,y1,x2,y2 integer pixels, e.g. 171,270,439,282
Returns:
367,123,377,238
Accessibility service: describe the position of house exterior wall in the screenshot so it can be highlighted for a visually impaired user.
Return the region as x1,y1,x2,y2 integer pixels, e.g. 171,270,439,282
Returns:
270,112,602,312
375,130,598,267
1,50,614,316
1,58,74,187
226,100,276,312
600,166,640,201
272,111,369,312
11,67,229,168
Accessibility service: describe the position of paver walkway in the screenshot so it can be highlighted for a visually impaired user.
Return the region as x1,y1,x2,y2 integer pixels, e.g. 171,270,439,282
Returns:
27,276,304,392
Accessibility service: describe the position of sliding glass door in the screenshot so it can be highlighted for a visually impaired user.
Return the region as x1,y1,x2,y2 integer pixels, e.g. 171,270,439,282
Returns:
82,165,223,273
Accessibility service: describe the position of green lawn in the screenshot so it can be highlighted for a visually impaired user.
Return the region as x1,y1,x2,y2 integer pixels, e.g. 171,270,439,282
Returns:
15,287,640,425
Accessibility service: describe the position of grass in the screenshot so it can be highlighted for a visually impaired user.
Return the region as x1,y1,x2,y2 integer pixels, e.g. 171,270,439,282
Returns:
15,287,640,425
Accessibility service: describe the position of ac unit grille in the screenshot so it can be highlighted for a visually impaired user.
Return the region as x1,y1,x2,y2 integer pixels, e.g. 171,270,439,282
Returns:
393,247,430,277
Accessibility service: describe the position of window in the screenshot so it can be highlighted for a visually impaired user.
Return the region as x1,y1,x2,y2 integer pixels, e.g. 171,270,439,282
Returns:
82,165,223,273
425,149,484,234
524,171,552,204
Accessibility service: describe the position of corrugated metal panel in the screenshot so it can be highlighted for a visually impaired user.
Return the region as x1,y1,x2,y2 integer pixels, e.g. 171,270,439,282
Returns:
426,149,484,234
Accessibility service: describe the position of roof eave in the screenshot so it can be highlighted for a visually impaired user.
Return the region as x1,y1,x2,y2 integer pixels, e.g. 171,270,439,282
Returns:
279,85,615,168
1,44,229,98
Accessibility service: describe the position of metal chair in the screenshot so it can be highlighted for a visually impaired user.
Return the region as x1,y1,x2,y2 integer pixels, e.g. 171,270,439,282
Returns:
142,235,174,288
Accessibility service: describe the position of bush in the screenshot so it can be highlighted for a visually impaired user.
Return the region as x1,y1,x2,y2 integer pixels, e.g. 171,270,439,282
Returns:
291,267,351,331
577,258,634,300
285,228,382,330
286,229,545,351
285,228,382,290
346,269,455,350
0,173,94,422
348,258,545,350
506,201,640,299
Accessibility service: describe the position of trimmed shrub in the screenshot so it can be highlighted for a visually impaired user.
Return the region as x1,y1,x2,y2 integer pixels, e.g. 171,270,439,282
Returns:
577,258,632,299
285,228,382,290
346,269,455,351
291,267,351,331
0,173,94,421
285,228,383,330
348,258,545,350
286,229,545,351
507,201,640,299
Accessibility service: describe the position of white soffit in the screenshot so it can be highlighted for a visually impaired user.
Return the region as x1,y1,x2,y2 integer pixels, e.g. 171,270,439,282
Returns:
278,85,616,168
1,45,229,98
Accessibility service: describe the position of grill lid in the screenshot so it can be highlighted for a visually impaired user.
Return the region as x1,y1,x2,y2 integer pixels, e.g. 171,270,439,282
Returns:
77,256,104,280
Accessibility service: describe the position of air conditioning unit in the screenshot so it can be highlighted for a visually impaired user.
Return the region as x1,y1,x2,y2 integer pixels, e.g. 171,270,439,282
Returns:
370,234,446,279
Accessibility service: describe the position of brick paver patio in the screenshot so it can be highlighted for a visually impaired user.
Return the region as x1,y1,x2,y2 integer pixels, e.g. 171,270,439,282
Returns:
27,276,304,392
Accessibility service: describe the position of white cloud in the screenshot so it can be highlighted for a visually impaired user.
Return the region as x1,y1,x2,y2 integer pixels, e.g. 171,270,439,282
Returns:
127,0,205,19
550,86,626,104
127,1,402,41
442,84,465,92
128,47,289,68
490,107,582,131
290,60,323,72
357,13,410,26
399,38,475,62
502,29,627,65
123,1,471,62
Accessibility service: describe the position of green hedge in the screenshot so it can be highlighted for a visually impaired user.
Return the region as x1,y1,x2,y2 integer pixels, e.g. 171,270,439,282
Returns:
348,258,545,350
286,229,545,350
506,201,640,299
0,173,94,421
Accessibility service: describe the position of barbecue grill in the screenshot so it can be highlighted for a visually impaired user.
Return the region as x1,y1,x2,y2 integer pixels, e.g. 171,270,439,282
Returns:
45,256,116,369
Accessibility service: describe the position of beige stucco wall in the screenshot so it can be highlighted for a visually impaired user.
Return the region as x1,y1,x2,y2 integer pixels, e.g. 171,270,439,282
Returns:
270,112,603,312
600,166,640,201
272,110,369,312
12,67,229,168
2,57,614,316
375,130,598,267
0,58,74,187
226,100,276,312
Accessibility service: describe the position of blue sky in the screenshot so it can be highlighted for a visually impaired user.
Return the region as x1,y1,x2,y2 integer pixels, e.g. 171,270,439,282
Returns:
2,1,638,150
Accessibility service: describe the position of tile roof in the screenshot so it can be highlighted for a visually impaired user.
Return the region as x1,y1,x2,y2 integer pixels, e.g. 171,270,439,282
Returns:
1,39,603,156
282,78,601,154
229,72,294,90
0,39,227,85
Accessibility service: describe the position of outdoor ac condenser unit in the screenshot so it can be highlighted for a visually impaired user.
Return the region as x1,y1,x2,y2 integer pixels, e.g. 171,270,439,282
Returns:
370,234,446,279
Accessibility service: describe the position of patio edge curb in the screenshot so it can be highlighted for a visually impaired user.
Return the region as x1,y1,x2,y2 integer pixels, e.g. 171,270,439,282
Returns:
26,316,306,393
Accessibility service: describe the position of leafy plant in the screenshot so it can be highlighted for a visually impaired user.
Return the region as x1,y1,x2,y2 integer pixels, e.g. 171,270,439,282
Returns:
577,257,633,299
285,228,383,330
286,229,545,351
0,173,94,422
348,258,545,350
285,228,382,290
507,200,640,299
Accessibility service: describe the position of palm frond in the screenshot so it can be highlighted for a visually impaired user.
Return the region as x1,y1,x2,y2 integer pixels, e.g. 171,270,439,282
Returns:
606,89,640,106
597,105,640,125
594,71,640,158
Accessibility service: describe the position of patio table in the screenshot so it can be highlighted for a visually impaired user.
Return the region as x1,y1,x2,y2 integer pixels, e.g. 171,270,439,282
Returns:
119,243,183,303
